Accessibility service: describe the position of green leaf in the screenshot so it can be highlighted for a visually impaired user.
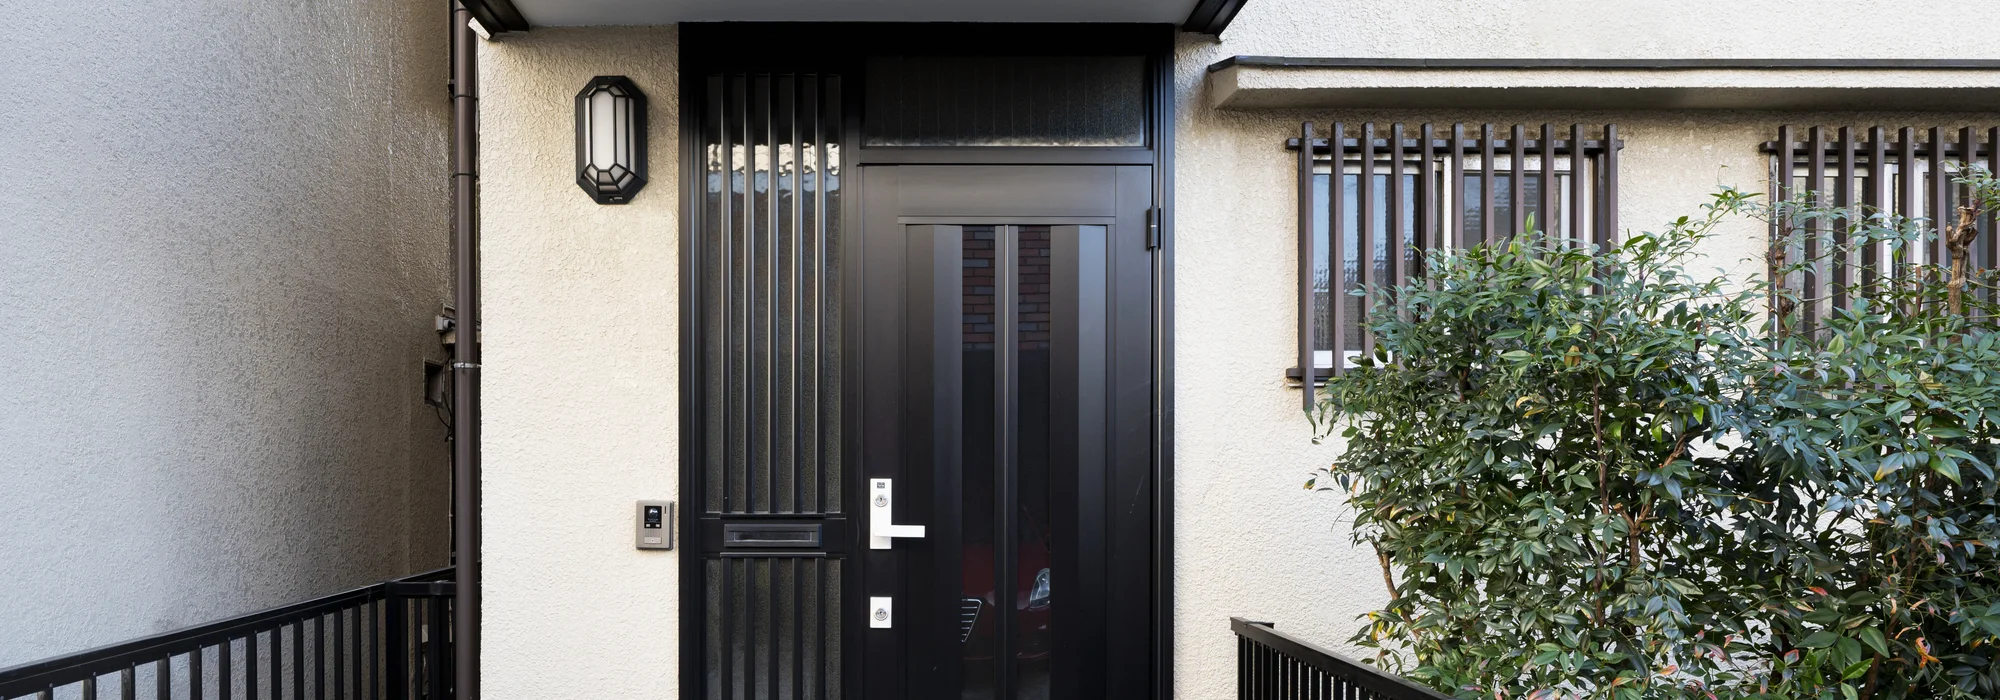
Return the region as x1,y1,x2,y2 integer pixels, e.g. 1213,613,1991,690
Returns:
1799,630,1840,648
1856,627,1888,657
1932,453,1963,484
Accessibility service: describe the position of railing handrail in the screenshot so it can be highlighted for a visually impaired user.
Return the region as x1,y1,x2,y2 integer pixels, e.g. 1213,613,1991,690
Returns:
1231,617,1450,700
0,567,453,693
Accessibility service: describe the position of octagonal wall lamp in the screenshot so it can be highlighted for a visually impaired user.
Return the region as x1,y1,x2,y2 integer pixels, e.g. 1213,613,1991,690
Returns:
575,76,647,204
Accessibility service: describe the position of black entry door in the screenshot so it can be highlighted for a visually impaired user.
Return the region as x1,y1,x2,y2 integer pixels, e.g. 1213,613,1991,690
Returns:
858,166,1156,700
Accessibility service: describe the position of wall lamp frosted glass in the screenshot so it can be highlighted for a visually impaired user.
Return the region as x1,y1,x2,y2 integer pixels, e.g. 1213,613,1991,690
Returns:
575,76,647,204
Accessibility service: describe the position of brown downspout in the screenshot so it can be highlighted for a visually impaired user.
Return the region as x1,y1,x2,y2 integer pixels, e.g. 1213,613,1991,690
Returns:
448,3,481,700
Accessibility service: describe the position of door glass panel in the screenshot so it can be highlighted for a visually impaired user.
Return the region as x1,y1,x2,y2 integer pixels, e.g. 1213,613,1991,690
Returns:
960,225,999,700
1014,226,1054,700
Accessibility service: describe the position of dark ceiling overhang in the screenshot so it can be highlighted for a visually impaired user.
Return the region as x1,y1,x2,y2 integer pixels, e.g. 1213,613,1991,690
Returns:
460,0,1240,34
462,0,530,33
1180,0,1246,35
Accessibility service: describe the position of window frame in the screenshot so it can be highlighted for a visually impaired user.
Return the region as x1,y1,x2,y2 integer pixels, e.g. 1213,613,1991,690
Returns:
1288,123,1624,403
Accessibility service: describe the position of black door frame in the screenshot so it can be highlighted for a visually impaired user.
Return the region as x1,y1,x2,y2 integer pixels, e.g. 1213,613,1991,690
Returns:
676,24,1177,700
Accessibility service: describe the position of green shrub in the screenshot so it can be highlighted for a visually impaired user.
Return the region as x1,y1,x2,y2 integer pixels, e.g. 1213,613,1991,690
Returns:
1312,172,2000,700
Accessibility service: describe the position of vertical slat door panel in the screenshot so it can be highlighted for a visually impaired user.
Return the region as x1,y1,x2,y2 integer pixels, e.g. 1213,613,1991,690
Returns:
695,71,847,700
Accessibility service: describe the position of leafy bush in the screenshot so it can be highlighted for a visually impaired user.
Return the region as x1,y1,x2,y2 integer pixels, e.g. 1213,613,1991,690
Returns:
1312,172,2000,700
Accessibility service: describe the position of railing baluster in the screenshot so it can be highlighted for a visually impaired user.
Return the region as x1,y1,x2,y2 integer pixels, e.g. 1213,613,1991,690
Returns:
1237,637,1247,700
1328,122,1346,378
121,666,135,700
318,615,329,700
84,673,98,700
191,646,203,700
157,656,171,700
292,622,304,700
249,631,259,700
367,599,378,700
425,598,446,700
334,609,345,700
385,593,406,700
222,638,234,700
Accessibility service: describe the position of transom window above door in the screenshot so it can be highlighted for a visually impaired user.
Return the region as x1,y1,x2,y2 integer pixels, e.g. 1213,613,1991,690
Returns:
863,55,1151,148
1285,123,1626,396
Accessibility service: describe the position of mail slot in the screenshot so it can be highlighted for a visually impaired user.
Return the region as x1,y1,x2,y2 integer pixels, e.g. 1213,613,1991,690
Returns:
723,523,823,548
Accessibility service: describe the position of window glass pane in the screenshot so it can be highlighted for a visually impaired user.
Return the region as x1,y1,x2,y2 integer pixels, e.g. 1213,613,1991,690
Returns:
864,56,1146,147
1463,173,1557,242
1315,164,1569,367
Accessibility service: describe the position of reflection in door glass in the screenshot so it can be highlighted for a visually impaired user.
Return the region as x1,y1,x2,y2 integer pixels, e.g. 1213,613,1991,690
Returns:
1015,226,1054,700
961,226,999,700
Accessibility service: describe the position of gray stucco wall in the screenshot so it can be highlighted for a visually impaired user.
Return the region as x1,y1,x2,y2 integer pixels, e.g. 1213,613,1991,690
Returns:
0,0,453,666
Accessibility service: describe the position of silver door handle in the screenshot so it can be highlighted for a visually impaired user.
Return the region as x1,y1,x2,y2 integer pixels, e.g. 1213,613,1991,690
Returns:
869,478,926,549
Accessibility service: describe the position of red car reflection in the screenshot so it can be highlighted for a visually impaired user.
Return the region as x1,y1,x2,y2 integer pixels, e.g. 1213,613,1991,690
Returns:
959,540,1052,662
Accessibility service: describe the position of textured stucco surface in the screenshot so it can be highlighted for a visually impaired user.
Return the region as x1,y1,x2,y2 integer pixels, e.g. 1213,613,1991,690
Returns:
476,26,681,700
0,0,452,667
1172,1,2000,697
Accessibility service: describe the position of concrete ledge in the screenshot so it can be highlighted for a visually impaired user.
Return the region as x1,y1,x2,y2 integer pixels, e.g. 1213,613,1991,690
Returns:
1208,57,2000,111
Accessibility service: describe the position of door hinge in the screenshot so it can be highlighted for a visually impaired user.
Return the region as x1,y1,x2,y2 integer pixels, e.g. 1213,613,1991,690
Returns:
1145,206,1163,250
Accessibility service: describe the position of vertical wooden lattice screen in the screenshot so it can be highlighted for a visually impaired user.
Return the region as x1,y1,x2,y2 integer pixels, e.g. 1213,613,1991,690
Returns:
697,72,846,700
1762,126,2000,332
1287,122,1624,405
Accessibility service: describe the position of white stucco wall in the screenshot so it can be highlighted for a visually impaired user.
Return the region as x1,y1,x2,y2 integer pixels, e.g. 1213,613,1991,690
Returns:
0,0,452,666
1209,0,2000,60
1171,1,2000,698
476,26,681,700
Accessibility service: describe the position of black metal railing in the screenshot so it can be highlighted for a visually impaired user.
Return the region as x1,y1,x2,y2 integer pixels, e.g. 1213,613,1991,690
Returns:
1233,617,1449,700
0,569,455,700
